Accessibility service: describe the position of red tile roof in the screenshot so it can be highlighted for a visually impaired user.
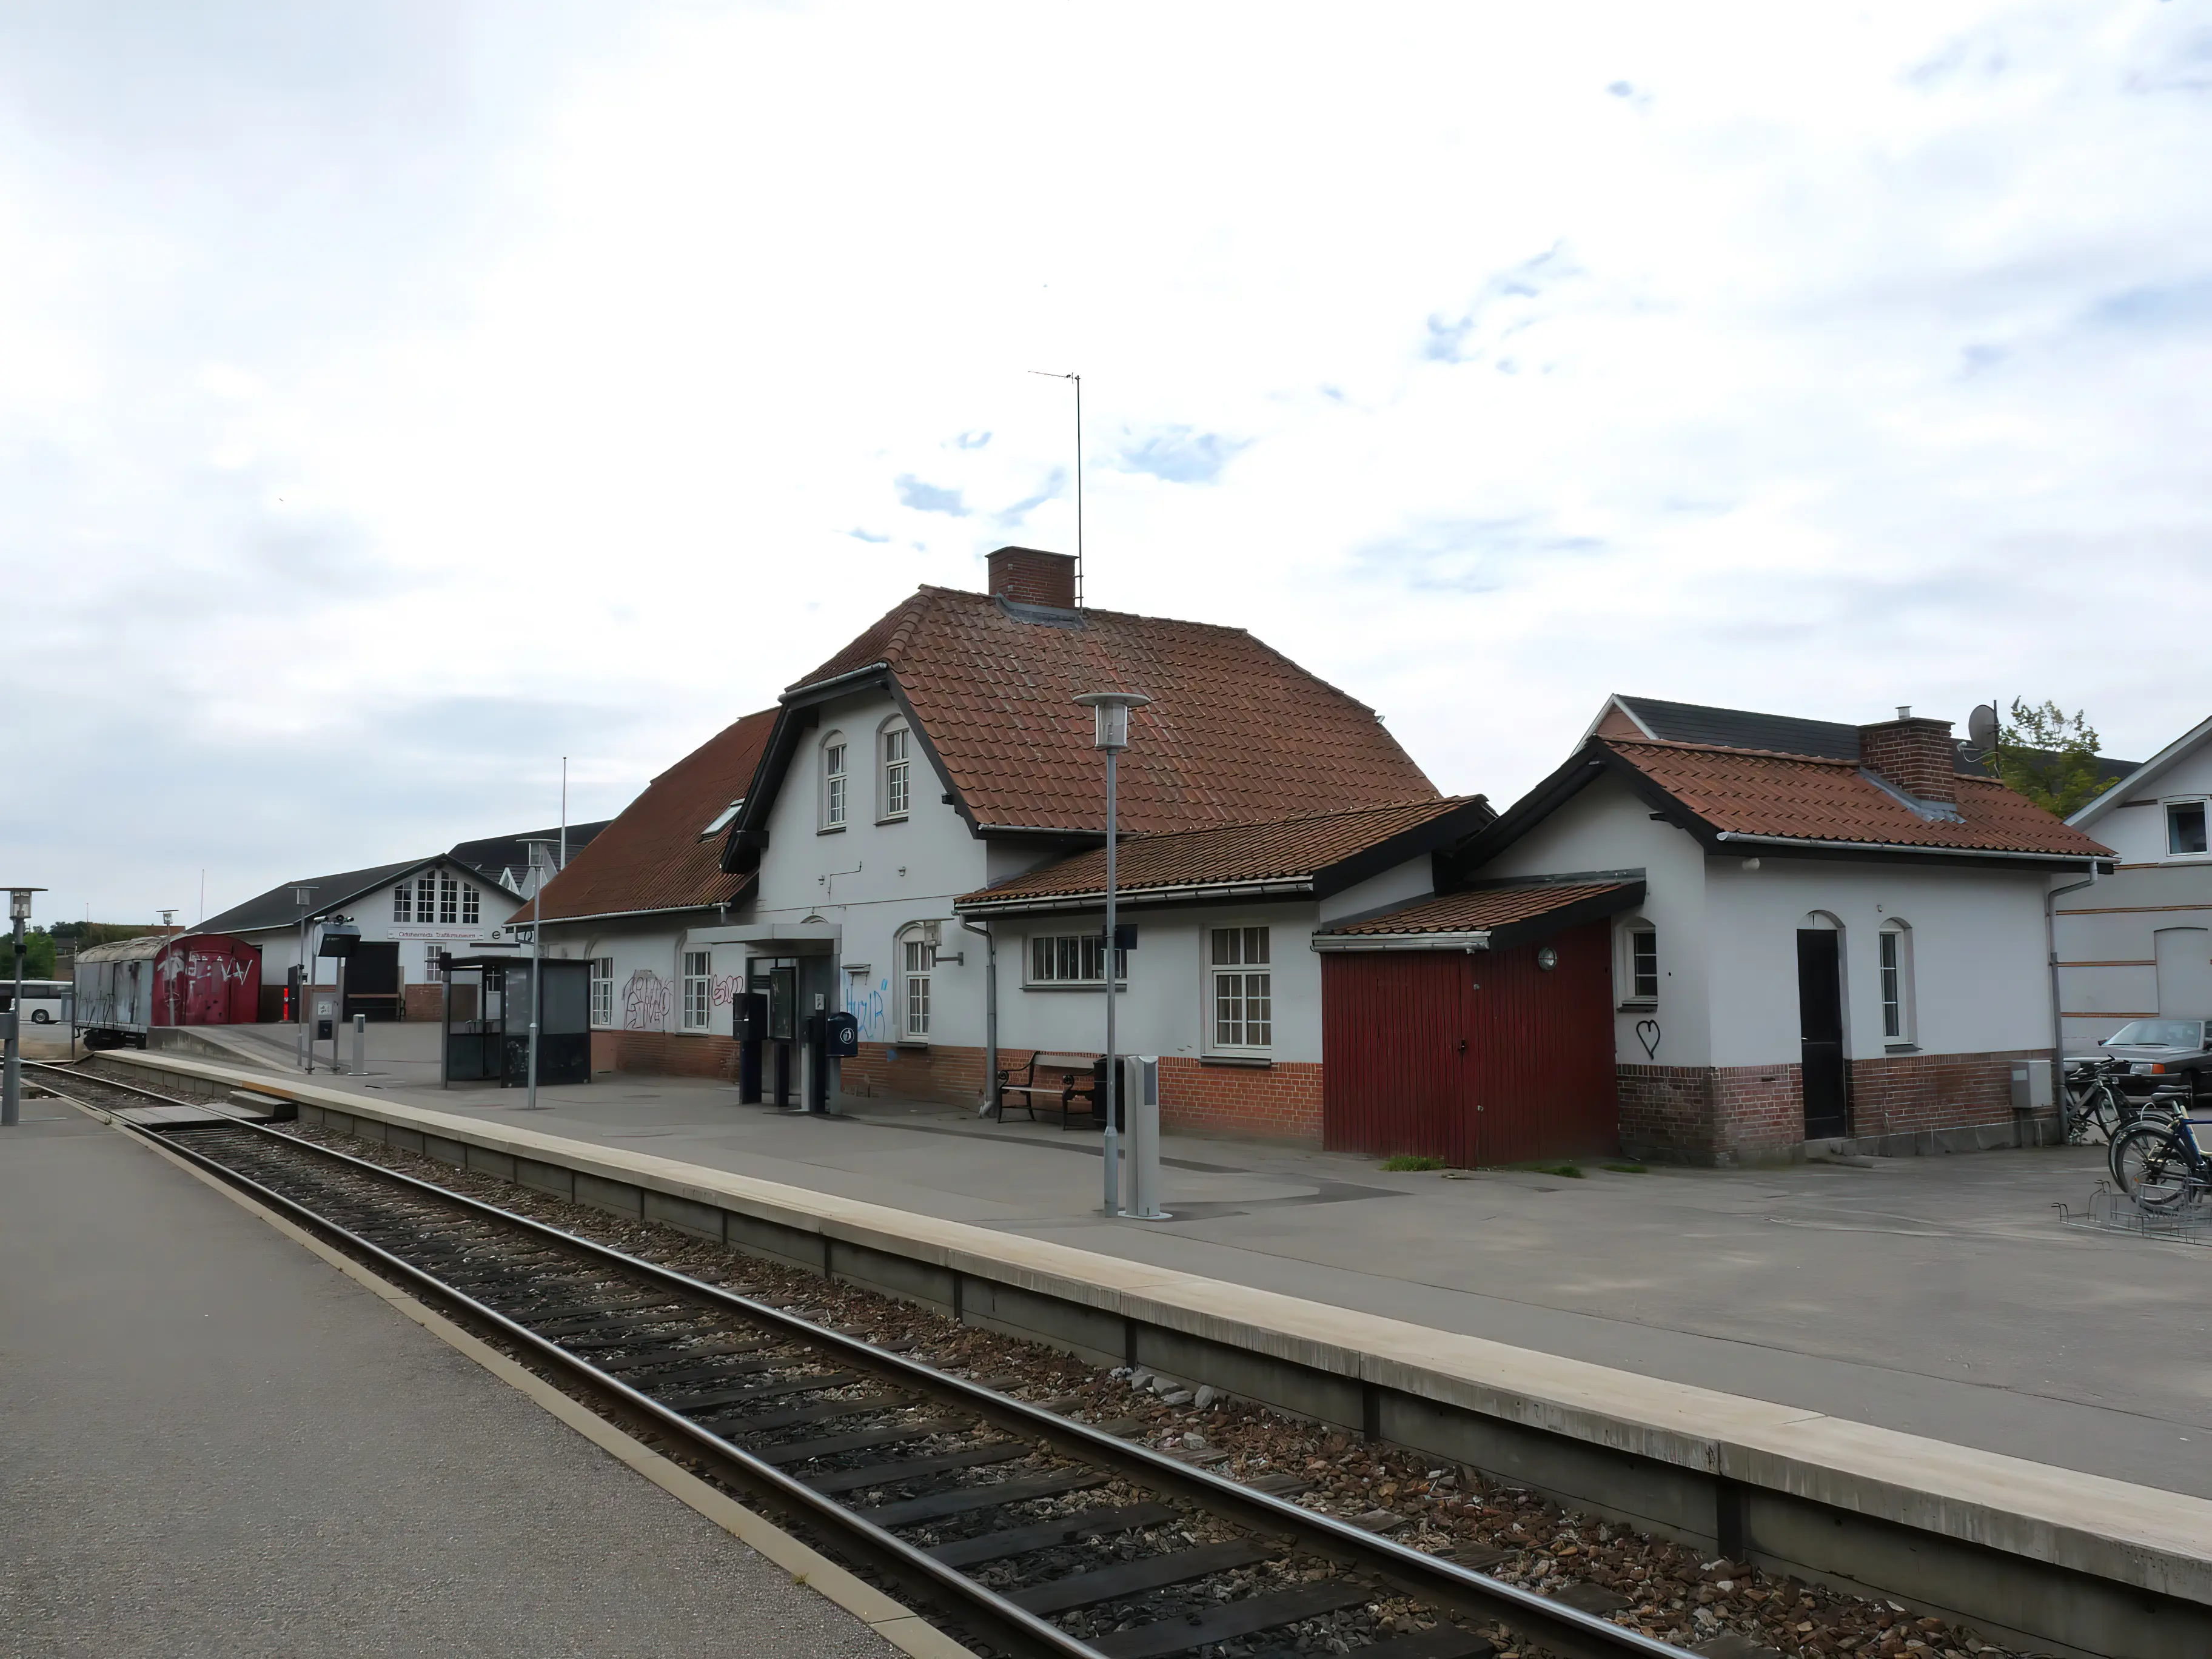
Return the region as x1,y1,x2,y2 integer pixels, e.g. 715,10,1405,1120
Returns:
1603,739,2113,857
1318,881,1638,936
956,797,1480,910
523,710,777,923
788,587,1438,834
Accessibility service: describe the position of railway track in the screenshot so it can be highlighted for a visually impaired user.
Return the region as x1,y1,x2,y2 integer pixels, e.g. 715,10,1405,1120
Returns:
37,1061,1679,1659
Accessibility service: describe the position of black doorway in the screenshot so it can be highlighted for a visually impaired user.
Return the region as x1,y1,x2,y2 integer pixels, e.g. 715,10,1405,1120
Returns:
1796,928,1849,1139
343,941,401,1022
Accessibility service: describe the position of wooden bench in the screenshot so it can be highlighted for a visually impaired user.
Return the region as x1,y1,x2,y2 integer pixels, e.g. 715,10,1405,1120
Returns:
996,1051,1102,1129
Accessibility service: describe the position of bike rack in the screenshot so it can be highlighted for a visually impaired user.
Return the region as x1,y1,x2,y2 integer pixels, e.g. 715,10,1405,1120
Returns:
2055,1182,2212,1246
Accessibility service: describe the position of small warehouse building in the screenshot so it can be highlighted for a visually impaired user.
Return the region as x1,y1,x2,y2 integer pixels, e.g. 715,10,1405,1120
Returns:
1311,882,1644,1165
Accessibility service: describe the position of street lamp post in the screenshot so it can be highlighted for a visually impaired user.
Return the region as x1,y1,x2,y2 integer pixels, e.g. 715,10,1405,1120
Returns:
4,887,46,1128
1073,692,1149,1216
293,886,316,1073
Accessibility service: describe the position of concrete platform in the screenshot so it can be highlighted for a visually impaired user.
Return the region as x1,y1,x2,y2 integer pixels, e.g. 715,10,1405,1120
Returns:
89,1050,2212,1659
0,1099,905,1658
123,1051,2212,1501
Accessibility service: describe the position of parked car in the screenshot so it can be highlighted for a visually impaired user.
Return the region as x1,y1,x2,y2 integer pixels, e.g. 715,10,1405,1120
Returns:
2096,1019,2212,1105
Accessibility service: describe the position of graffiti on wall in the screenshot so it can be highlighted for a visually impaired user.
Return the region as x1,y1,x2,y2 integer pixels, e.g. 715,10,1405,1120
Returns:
845,974,890,1042
622,968,671,1031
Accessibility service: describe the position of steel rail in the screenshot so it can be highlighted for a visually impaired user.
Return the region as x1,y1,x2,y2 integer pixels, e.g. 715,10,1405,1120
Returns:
45,1062,1678,1659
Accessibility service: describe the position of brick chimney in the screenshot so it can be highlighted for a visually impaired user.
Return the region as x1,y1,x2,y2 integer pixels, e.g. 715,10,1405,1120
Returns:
987,546,1078,610
1858,706,1957,805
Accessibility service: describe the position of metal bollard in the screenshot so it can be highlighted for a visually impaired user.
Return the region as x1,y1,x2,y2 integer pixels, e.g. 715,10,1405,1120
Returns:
351,1013,366,1078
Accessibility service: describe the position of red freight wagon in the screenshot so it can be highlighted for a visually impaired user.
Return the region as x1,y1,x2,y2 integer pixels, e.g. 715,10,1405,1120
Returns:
73,933,261,1048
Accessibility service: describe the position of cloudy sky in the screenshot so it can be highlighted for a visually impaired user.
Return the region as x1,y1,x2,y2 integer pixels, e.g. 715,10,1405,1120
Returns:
5,1,2210,927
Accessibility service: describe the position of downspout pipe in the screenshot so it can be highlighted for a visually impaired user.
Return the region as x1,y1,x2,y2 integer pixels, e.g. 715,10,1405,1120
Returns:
961,916,996,1118
2046,862,2105,1139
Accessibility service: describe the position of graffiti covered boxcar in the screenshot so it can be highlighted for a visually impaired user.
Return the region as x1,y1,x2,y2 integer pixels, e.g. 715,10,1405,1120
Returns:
74,933,261,1048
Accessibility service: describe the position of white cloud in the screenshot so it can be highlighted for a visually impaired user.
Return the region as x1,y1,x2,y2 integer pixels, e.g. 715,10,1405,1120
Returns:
4,0,2211,924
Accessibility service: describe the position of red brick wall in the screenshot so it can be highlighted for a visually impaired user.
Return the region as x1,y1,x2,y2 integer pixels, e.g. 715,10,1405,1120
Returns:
1618,1064,1801,1163
840,1043,992,1108
593,1030,741,1080
1846,1048,2030,1138
1159,1058,1323,1144
1621,1048,2043,1162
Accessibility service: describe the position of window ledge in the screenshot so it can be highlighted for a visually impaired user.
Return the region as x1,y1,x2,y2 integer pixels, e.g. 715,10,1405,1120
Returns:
889,1041,930,1052
876,815,909,826
1617,1000,1657,1013
1884,1042,1922,1054
1020,982,1128,993
1200,1054,1273,1068
817,824,846,836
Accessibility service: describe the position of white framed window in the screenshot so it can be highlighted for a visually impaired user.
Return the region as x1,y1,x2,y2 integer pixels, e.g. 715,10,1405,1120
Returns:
1879,923,1915,1046
822,734,848,829
1026,933,1128,985
438,873,458,924
393,883,413,923
589,957,613,1027
1209,926,1272,1051
682,950,712,1031
461,883,480,925
1626,925,1658,1004
417,874,437,922
882,723,911,820
900,931,934,1041
2167,800,2209,859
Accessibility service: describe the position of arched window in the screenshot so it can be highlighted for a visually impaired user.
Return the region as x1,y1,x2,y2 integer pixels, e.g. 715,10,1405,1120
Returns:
896,923,934,1042
880,718,912,821
1878,920,1914,1047
820,732,848,828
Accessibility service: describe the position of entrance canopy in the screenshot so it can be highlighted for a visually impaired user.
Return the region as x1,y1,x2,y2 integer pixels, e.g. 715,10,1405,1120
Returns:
1312,877,1644,953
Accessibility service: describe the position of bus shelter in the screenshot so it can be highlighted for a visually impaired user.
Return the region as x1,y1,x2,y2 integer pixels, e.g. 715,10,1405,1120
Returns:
440,954,591,1087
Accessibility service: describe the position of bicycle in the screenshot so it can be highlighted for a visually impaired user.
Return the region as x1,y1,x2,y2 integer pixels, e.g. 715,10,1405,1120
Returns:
2107,1112,2212,1211
2064,1058,2131,1144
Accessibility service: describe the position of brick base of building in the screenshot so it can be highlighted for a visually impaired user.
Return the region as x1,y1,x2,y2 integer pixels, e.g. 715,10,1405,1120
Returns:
1620,1048,2055,1165
591,1030,741,1081
1158,1058,1322,1144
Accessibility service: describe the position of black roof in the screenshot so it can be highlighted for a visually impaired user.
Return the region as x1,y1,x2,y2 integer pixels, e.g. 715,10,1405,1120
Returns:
195,858,434,936
1607,695,2138,781
448,821,614,890
1611,696,1862,760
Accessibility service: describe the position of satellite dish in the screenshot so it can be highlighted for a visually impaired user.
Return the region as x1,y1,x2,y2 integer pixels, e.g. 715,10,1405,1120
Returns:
1967,702,1999,758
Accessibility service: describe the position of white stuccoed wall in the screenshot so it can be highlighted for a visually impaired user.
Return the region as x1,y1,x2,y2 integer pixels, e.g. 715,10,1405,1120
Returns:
1472,774,1714,1068
751,691,995,1051
2057,736,2212,1042
990,900,1331,1067
1703,858,2051,1065
236,864,523,993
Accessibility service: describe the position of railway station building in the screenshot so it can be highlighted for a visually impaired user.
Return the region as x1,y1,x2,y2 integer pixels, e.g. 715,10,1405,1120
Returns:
520,548,2109,1165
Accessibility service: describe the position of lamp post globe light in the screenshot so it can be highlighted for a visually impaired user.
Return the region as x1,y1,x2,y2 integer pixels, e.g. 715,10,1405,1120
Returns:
4,886,47,1128
1072,692,1149,1216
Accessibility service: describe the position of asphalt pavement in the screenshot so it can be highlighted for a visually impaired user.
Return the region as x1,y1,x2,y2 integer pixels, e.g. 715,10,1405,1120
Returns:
0,1101,903,1659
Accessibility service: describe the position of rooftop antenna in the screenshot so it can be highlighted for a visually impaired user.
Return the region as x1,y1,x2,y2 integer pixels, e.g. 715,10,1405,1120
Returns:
1028,369,1082,609
560,756,568,871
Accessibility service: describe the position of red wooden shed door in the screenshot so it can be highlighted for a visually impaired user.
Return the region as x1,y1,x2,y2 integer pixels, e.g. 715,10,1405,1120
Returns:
1466,921,1618,1164
1321,920,1617,1165
1321,952,1472,1162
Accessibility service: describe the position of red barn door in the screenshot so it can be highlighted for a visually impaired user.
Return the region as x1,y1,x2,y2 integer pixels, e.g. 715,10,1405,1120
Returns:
1322,921,1618,1165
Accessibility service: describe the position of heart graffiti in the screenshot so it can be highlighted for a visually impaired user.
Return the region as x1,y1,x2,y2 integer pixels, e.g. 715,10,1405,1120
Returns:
1635,1018,1661,1060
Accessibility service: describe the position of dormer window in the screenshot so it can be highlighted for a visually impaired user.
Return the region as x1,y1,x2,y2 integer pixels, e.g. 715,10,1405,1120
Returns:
822,736,848,830
882,723,911,820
